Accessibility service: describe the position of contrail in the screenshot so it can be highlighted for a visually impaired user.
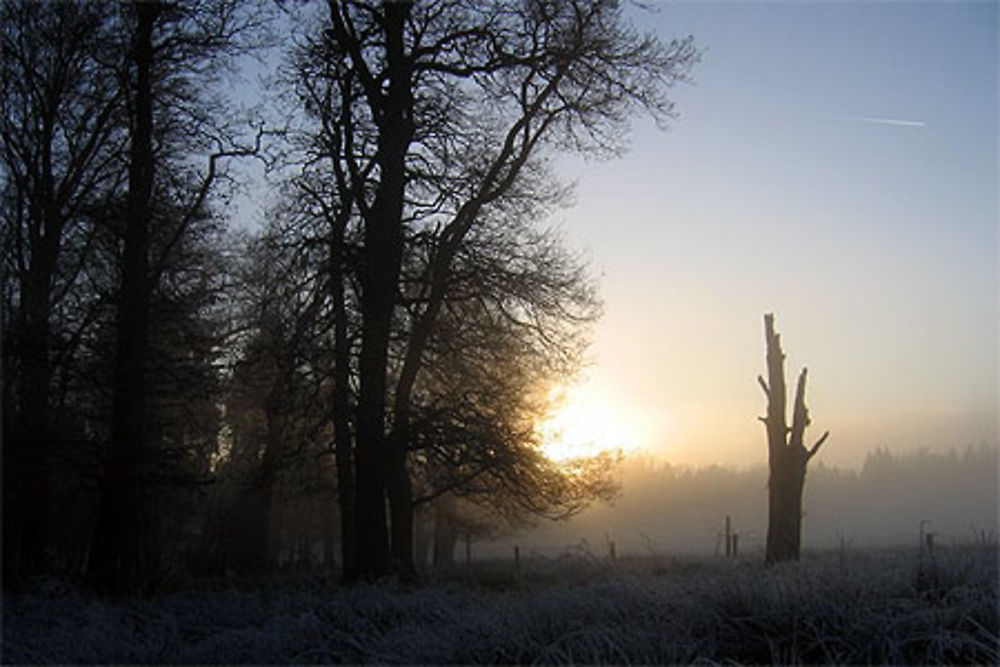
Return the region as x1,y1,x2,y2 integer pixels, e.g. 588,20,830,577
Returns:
843,115,926,128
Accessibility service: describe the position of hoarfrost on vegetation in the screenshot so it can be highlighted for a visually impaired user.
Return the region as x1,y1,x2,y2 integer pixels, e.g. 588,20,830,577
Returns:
3,544,997,664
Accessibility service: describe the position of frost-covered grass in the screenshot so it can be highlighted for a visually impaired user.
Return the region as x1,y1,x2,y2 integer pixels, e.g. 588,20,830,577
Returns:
3,544,997,664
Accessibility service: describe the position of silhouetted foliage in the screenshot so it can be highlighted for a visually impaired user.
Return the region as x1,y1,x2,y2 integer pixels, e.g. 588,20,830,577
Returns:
289,0,697,580
1,0,124,586
2,0,269,592
1,0,696,591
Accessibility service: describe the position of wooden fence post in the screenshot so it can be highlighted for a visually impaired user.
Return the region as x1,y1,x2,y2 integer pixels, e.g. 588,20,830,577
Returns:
725,516,732,558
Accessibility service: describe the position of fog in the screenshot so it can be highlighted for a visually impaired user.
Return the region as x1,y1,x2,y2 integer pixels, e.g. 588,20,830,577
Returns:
482,444,998,559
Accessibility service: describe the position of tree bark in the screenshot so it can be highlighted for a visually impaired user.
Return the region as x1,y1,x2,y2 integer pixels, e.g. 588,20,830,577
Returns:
759,313,829,564
88,1,157,593
386,426,415,579
329,195,356,580
11,220,58,579
341,1,414,579
767,453,806,562
2,379,17,588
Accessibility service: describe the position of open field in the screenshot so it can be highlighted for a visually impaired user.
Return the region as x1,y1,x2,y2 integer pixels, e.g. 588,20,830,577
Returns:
3,543,997,664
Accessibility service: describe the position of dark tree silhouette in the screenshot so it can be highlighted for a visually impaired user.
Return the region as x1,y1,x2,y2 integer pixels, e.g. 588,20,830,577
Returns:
87,1,159,593
308,0,697,580
404,231,617,527
1,0,123,586
208,225,333,574
1,0,694,588
757,313,829,563
86,0,269,592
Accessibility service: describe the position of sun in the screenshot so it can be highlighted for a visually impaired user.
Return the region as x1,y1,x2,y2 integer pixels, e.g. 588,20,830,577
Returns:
536,382,640,462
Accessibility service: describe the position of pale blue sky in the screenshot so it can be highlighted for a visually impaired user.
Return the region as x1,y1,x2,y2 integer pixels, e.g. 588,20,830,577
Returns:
556,1,998,467
229,2,998,469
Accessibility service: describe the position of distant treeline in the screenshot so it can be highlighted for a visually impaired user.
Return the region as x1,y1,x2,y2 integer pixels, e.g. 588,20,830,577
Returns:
491,444,998,558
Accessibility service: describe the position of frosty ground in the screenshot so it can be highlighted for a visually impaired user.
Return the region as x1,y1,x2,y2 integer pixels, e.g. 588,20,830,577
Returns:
3,544,997,664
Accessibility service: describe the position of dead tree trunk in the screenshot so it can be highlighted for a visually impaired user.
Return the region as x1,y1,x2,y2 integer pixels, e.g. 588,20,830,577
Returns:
758,313,829,564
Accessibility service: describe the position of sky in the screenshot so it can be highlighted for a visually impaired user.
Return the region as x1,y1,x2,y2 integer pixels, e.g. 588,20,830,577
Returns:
232,1,998,471
545,1,998,469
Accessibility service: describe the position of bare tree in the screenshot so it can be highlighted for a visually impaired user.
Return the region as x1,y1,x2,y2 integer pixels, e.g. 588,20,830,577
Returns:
2,1,270,589
86,0,159,592
404,217,616,524
88,0,270,592
757,313,829,563
211,222,333,574
244,150,617,579
308,0,697,579
0,0,124,585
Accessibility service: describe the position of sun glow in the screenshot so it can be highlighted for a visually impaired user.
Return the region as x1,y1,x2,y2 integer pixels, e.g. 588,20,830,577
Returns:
536,382,643,462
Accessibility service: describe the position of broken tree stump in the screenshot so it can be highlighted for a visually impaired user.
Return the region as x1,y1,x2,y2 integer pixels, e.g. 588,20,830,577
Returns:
758,313,829,564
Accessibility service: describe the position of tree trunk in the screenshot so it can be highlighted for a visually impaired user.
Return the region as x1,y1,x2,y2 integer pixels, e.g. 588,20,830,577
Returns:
767,454,806,562
10,254,56,580
432,497,458,568
2,381,18,588
88,1,157,593
353,228,394,577
220,480,272,575
7,90,68,583
322,492,338,572
329,210,356,579
239,385,285,573
386,431,415,580
758,313,829,564
413,505,431,572
347,1,413,580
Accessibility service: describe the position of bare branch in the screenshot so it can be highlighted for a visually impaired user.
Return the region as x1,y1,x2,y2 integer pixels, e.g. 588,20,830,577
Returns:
151,125,266,281
807,430,830,460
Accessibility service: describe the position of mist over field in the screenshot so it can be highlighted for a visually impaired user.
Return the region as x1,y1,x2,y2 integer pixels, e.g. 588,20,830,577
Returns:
479,444,999,560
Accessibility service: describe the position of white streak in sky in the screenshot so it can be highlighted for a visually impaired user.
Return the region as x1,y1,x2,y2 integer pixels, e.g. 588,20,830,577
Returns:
842,115,926,128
